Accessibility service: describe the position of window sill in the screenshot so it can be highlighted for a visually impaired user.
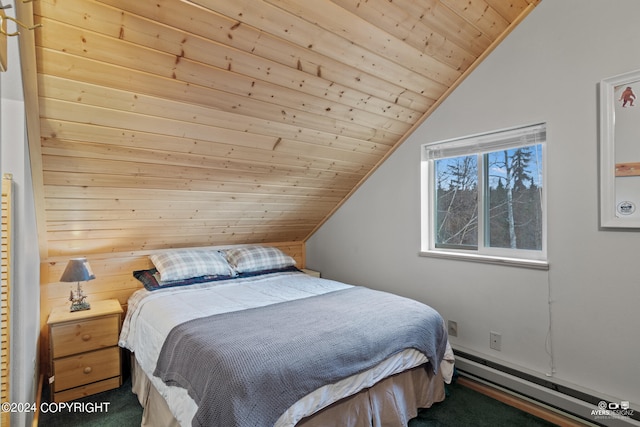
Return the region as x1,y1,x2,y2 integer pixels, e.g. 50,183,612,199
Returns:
419,250,549,270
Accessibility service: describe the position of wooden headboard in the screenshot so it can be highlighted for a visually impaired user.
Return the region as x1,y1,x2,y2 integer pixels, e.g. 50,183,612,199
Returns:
39,241,305,372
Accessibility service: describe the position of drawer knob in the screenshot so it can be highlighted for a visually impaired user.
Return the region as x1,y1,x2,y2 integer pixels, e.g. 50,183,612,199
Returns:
81,334,91,341
83,367,93,374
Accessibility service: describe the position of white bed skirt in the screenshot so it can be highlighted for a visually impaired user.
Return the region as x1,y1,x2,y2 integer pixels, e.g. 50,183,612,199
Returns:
131,355,446,427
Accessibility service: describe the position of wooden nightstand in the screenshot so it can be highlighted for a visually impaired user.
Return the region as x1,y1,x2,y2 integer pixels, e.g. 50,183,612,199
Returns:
47,299,123,402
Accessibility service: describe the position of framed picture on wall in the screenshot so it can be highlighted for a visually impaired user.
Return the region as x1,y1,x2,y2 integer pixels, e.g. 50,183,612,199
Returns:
599,69,640,228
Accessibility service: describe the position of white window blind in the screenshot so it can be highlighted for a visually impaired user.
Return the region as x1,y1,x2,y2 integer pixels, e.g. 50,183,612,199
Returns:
423,123,547,160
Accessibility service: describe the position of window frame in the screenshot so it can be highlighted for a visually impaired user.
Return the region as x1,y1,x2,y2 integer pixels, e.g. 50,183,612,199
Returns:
420,123,548,270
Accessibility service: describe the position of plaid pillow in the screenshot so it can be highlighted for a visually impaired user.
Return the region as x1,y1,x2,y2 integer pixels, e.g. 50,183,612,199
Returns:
149,250,234,282
223,246,296,274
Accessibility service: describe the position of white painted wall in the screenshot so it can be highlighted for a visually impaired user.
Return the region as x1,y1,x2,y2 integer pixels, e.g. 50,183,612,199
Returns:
308,0,640,411
0,0,41,424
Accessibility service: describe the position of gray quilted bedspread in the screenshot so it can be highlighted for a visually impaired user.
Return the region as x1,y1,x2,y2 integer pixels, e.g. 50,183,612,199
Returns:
153,286,448,427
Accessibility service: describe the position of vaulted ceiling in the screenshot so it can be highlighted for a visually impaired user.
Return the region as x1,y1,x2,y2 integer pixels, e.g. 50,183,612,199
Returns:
20,0,539,260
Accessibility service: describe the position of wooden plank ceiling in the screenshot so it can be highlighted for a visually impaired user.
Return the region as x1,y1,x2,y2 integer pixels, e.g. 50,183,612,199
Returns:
29,0,539,259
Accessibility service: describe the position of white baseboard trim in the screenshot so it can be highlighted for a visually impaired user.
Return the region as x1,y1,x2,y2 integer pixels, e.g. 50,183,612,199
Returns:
454,353,640,427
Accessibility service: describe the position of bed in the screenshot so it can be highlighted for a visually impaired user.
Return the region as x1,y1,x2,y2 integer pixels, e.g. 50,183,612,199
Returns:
119,246,455,427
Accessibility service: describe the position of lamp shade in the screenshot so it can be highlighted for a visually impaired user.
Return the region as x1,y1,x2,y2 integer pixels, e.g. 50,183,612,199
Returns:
60,258,95,282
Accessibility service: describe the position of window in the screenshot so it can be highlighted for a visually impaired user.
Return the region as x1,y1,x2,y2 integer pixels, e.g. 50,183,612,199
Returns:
420,123,547,268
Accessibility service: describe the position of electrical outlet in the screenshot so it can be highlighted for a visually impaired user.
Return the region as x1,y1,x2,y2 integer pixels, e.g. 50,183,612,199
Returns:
447,320,458,337
490,331,501,351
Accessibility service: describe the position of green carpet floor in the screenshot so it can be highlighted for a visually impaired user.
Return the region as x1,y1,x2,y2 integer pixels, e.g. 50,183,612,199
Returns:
38,375,560,426
409,380,559,427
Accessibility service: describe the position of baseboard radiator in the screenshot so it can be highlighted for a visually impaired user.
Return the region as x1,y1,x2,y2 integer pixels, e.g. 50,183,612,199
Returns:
454,350,639,427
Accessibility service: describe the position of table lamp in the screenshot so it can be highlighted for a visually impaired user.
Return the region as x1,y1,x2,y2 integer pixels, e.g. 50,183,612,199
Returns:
60,257,95,312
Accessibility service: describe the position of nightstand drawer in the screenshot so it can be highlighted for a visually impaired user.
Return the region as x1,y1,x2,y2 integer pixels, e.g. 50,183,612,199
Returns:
53,346,121,392
54,377,122,403
50,316,120,358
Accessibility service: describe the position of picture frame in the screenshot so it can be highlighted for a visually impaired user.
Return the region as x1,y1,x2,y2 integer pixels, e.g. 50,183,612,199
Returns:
599,69,640,228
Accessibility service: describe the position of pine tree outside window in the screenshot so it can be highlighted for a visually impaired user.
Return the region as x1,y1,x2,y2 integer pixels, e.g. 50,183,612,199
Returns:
420,123,548,269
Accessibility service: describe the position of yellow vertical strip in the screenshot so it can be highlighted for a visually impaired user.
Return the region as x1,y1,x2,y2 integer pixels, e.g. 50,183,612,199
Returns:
1,173,12,427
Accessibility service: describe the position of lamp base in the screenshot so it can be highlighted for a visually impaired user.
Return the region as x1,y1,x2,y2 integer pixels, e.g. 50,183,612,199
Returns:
70,301,91,312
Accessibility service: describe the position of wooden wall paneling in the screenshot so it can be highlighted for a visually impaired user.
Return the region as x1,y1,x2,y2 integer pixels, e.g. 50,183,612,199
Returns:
36,17,412,137
43,220,331,247
39,139,366,186
39,120,372,175
39,98,280,151
46,196,334,214
442,0,510,40
44,207,329,224
183,0,449,96
38,118,385,169
37,0,419,125
96,0,435,109
263,0,461,86
330,0,476,72
388,0,491,57
36,50,396,144
41,170,352,199
46,226,314,247
41,157,357,194
44,217,317,233
38,74,396,155
42,172,353,201
45,185,344,206
43,191,341,212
